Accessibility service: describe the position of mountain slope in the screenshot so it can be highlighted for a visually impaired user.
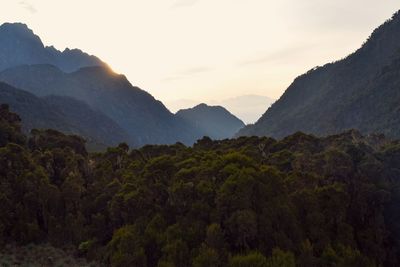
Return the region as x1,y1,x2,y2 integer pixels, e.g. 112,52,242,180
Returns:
176,103,245,139
0,22,105,72
0,82,130,148
0,64,199,145
238,11,400,139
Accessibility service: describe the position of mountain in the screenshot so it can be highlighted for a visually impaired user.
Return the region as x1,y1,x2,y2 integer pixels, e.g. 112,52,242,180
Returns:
167,95,275,124
176,103,245,139
0,82,130,149
0,22,105,72
0,64,199,146
238,11,400,139
0,22,207,146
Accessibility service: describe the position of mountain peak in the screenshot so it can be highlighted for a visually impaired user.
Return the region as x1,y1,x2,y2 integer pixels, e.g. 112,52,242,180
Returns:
0,22,44,46
0,22,104,72
194,103,216,110
176,104,245,140
0,22,31,32
196,103,208,108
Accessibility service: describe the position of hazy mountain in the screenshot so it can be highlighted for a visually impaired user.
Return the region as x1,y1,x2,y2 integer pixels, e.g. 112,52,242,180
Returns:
0,82,130,149
176,103,245,139
0,22,105,72
0,64,200,146
167,95,275,124
238,11,400,139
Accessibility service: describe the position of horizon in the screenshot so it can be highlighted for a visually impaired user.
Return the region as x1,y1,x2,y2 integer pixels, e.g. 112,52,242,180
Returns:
0,1,399,110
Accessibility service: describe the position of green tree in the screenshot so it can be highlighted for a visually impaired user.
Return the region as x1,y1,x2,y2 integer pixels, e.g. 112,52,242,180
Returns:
266,248,295,267
107,225,147,267
229,251,267,267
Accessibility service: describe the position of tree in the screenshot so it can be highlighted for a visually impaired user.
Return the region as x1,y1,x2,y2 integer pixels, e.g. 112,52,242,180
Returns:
229,251,267,267
266,248,295,267
107,225,147,267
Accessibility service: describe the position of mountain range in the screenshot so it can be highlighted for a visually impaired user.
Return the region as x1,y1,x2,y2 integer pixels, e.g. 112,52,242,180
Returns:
238,11,400,139
0,22,245,147
2,10,400,147
0,64,199,146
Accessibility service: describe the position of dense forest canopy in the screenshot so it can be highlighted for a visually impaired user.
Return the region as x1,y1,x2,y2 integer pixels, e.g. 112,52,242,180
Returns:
1,105,400,266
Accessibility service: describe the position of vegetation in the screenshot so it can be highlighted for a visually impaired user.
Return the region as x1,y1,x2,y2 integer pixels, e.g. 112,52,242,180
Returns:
1,105,400,266
0,243,98,267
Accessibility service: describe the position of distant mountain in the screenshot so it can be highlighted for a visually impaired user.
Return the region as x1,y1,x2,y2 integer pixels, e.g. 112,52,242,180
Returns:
0,64,199,146
0,82,130,149
238,11,400,139
167,95,275,124
0,22,105,72
176,103,245,139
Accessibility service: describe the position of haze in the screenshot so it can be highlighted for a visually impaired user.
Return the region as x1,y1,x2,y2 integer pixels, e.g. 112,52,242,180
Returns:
0,0,398,108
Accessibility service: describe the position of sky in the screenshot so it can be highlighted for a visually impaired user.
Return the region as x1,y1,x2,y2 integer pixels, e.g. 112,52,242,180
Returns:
0,0,399,107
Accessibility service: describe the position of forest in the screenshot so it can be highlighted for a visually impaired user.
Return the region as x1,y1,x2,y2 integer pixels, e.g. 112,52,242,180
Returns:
1,103,400,266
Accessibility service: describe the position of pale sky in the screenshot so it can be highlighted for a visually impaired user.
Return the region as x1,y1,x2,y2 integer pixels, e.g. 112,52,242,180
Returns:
1,1,399,105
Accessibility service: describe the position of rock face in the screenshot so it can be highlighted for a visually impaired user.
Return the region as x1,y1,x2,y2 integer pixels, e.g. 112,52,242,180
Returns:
238,11,400,139
176,103,245,140
0,82,130,149
0,23,105,72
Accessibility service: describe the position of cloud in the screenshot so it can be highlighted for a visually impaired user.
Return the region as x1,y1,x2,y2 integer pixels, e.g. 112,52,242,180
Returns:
172,0,199,8
19,0,37,14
